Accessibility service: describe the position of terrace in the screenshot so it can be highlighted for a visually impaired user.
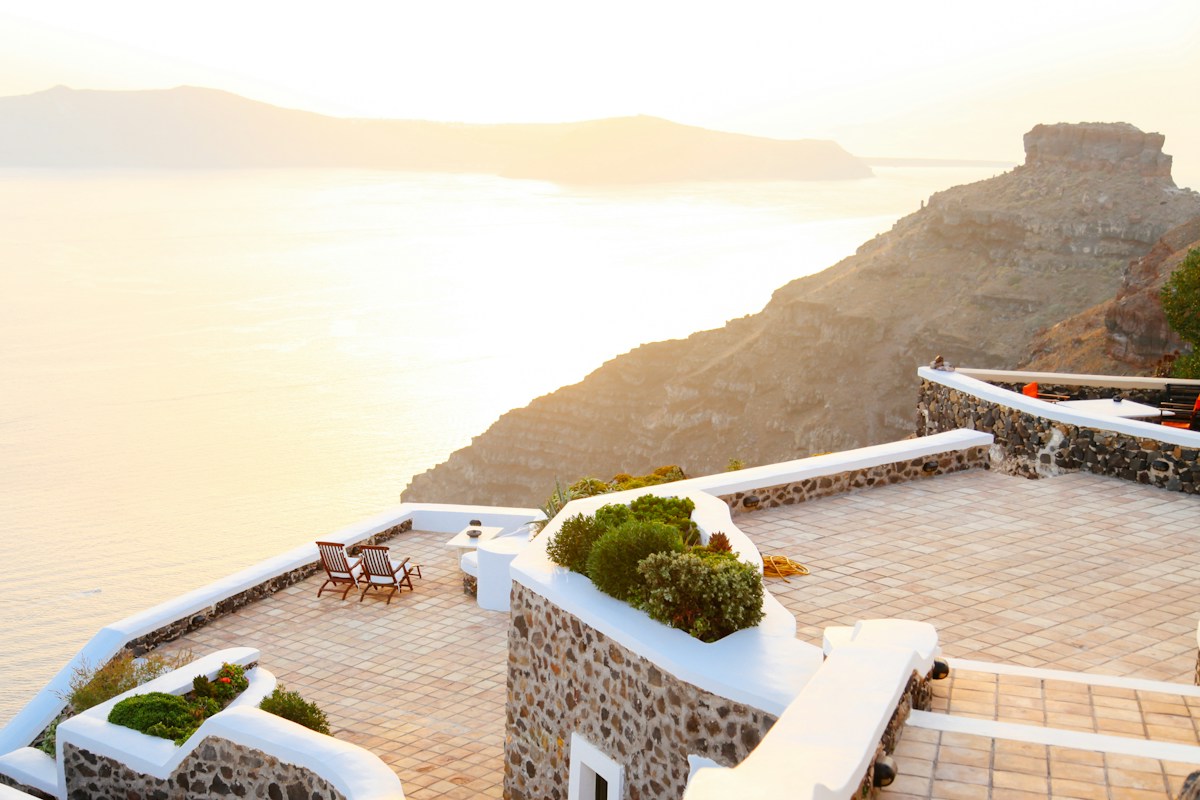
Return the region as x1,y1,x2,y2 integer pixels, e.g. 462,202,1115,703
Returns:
10,468,1185,799
1,369,1198,800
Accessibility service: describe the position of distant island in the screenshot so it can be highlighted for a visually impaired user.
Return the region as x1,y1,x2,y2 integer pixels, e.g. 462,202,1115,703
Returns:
0,86,871,184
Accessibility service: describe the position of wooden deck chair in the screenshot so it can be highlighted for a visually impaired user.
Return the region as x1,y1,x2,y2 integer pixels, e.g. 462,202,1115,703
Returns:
315,541,363,600
358,545,423,605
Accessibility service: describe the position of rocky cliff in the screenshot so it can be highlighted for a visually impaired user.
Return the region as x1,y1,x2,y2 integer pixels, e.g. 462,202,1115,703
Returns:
402,123,1200,506
1021,215,1200,373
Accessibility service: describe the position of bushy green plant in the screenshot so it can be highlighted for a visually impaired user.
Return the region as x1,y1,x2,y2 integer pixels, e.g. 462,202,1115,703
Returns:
64,649,194,713
725,459,745,471
108,692,199,745
36,720,58,756
637,550,765,642
593,502,633,530
259,687,331,735
629,495,700,545
1161,248,1200,378
586,520,684,603
545,513,607,574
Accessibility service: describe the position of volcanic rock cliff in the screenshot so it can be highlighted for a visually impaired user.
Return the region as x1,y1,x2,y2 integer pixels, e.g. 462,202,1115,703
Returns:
1020,215,1200,373
402,123,1200,506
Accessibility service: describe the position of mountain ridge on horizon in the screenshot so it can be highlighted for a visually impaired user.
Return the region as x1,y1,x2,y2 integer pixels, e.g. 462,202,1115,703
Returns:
0,85,871,183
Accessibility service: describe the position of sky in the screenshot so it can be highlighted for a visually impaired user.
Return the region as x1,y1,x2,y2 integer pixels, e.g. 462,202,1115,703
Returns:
1,0,1199,187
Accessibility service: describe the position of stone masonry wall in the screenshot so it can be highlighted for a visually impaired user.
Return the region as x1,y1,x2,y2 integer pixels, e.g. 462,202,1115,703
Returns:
917,379,1199,493
505,583,777,800
63,737,346,800
719,448,990,515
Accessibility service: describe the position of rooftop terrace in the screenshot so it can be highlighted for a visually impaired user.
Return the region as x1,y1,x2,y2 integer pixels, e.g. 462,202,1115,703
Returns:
143,468,1198,799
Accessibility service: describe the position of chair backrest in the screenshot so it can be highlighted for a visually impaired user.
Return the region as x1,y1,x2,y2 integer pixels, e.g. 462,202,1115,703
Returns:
316,541,354,579
1021,382,1038,398
358,545,397,581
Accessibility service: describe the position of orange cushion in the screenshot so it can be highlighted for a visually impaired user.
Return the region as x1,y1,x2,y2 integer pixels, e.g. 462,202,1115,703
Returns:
1022,382,1039,397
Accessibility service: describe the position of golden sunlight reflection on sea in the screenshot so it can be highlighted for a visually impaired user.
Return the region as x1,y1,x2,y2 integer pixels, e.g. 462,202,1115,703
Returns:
0,165,1000,723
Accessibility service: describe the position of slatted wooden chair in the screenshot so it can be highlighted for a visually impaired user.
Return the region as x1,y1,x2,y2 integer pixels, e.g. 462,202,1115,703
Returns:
358,545,423,605
315,541,363,600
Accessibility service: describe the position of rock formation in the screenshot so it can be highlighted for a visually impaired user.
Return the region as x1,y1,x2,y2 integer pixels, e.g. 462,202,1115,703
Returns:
1021,216,1200,373
403,123,1200,506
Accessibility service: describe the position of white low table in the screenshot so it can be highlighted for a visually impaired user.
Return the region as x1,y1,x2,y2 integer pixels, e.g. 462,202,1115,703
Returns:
1057,398,1171,420
445,525,503,550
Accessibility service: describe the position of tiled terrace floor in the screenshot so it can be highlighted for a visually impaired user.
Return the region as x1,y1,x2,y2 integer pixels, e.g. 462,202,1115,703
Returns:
157,533,510,800
738,470,1200,683
155,469,1200,799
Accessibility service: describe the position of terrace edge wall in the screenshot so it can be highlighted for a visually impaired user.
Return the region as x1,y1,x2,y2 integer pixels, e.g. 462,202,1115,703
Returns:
62,737,346,800
917,378,1199,493
504,582,777,800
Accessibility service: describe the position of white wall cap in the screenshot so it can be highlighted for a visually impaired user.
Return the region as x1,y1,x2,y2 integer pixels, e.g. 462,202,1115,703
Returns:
849,620,940,670
919,367,1200,446
954,367,1200,391
0,784,42,800
684,642,924,800
595,430,993,502
203,707,405,800
0,748,57,798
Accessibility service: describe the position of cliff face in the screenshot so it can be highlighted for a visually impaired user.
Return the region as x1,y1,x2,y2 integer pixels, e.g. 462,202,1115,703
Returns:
1020,216,1200,373
402,123,1200,506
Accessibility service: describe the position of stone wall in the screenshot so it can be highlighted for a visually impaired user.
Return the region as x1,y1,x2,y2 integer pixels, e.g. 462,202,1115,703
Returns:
917,379,1199,493
718,448,990,515
505,583,777,800
63,737,346,800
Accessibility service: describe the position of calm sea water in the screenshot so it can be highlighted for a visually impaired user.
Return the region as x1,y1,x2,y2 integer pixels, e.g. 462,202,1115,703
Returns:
0,165,999,723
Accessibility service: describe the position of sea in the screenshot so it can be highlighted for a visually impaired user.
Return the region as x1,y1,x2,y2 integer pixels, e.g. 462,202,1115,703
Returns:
0,165,1001,724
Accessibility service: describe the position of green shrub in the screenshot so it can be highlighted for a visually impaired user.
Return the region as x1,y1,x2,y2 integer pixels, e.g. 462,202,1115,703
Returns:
586,520,684,603
628,495,700,546
259,687,331,735
108,692,200,745
36,720,58,756
546,514,608,574
593,502,633,530
637,550,765,642
1161,249,1200,378
65,649,194,713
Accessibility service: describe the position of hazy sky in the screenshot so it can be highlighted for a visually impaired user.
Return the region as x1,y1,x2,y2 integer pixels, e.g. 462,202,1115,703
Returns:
2,0,1198,187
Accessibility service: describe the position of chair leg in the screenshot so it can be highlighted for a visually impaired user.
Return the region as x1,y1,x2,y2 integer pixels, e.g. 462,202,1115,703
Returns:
384,585,398,605
339,581,356,600
317,578,332,598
